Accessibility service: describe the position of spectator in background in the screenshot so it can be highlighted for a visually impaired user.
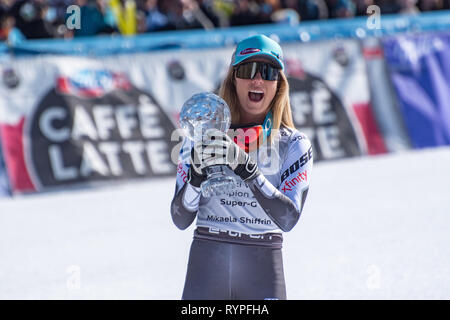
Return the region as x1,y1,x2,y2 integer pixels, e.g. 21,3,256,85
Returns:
48,0,75,25
326,0,356,18
162,0,215,31
136,6,147,32
197,0,221,27
0,0,11,13
99,0,118,29
41,0,77,38
138,0,170,32
418,0,444,11
64,0,109,37
182,0,218,30
280,0,300,16
297,0,329,20
0,6,10,40
9,0,55,39
255,0,280,23
0,13,26,44
271,7,300,25
397,0,421,14
374,0,401,13
353,0,375,16
230,0,271,26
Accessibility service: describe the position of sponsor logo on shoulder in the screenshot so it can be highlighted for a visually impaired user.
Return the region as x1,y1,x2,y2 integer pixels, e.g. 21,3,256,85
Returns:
280,128,292,137
291,133,307,142
280,145,313,184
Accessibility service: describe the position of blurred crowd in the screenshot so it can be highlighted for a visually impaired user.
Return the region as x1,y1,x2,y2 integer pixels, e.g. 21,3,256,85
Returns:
1,0,450,43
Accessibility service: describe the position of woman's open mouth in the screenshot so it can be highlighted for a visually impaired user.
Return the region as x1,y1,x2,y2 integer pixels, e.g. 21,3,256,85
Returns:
248,90,264,102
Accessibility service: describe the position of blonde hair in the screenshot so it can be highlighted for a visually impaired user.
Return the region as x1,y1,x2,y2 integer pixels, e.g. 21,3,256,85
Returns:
218,63,296,139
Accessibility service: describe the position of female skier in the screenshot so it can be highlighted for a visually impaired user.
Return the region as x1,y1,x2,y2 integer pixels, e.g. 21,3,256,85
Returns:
170,34,313,300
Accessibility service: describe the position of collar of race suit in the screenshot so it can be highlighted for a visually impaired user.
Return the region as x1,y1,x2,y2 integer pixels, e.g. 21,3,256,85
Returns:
230,110,273,153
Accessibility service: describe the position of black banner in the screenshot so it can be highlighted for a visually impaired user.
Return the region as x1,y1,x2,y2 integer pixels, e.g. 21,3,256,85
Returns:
26,70,177,189
288,73,362,162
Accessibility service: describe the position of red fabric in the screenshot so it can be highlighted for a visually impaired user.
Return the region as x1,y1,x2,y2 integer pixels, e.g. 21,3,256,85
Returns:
233,126,263,153
0,117,36,192
362,47,384,59
352,103,387,155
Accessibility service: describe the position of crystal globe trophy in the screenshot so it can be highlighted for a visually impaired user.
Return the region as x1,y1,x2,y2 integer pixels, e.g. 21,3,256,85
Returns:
179,92,236,197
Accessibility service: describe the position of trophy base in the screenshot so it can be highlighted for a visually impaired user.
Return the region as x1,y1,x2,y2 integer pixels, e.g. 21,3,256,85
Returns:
201,167,236,198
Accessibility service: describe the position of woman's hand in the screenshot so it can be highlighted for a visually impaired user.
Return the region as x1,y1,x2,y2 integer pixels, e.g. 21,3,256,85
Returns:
193,129,260,182
187,144,206,188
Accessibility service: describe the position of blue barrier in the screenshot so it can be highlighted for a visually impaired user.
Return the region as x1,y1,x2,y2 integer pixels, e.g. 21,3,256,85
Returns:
0,10,449,56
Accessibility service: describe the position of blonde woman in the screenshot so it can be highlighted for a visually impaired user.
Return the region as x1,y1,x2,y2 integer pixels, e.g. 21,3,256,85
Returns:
171,34,313,300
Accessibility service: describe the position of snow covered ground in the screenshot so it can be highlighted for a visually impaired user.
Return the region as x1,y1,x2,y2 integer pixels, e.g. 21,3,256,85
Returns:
1,147,450,299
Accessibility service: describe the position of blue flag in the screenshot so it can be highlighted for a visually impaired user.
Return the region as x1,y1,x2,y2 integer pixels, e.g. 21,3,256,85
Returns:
383,33,450,148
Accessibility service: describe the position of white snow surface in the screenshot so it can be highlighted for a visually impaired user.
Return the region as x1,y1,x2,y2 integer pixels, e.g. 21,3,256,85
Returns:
1,147,450,299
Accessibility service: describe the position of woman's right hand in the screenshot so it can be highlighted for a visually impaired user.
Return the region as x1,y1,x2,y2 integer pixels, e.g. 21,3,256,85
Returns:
189,128,226,176
188,129,229,186
188,144,207,188
196,129,260,182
